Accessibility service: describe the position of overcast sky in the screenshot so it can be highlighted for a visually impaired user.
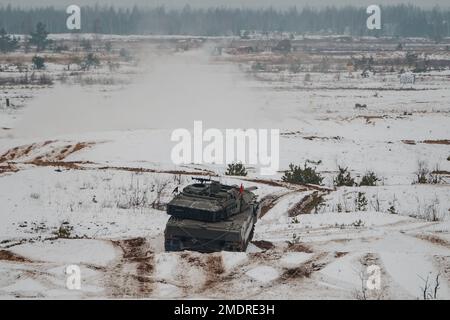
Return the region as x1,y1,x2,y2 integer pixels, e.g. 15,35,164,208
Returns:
1,0,449,9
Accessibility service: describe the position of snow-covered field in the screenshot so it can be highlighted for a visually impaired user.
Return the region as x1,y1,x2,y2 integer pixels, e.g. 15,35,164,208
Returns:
0,36,449,299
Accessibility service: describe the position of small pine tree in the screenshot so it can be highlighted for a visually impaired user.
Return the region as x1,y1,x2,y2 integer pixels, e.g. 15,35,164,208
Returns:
54,223,73,238
82,53,100,70
0,28,19,53
225,162,248,176
32,56,45,70
282,163,323,185
334,166,355,187
355,192,368,211
359,171,379,186
30,22,50,51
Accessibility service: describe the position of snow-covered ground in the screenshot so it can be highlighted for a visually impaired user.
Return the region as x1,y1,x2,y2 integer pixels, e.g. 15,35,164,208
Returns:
0,36,449,299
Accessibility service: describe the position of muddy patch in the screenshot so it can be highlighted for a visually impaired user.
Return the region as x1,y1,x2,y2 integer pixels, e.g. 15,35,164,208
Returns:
106,237,154,298
401,139,450,146
335,251,349,258
180,252,205,268
422,139,450,145
281,265,313,280
249,249,283,262
259,192,295,218
281,253,328,281
0,249,33,263
433,256,450,283
29,142,95,162
204,254,225,287
288,191,325,216
0,141,54,163
252,240,275,250
0,141,94,174
286,242,313,253
0,163,19,174
416,234,450,249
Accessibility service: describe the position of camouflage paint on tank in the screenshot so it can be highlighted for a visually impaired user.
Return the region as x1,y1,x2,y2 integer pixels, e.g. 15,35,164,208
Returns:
164,178,260,252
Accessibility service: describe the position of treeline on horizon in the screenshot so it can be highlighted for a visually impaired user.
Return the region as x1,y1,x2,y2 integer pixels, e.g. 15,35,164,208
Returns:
0,4,449,40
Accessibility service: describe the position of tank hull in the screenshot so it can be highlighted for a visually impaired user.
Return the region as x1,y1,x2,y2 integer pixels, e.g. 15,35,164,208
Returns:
164,208,256,253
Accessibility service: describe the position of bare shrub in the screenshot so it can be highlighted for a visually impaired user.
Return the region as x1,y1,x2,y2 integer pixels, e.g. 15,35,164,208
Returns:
428,164,442,184
387,195,398,214
422,196,442,222
419,272,441,300
353,269,369,300
370,193,381,212
116,174,150,210
151,177,170,210
414,161,442,184
112,174,171,211
37,73,53,85
415,160,429,184
412,196,443,221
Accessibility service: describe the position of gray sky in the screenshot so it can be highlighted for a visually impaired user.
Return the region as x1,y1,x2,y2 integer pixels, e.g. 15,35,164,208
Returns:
1,0,449,9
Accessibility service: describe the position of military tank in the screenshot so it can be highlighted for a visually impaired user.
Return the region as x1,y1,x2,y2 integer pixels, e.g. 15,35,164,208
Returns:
164,178,260,253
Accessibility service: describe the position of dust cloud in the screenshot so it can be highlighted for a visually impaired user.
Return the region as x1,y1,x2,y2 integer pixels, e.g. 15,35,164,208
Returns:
13,49,272,139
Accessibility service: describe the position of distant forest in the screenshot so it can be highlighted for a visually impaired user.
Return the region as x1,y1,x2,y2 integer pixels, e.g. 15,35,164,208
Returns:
0,4,449,40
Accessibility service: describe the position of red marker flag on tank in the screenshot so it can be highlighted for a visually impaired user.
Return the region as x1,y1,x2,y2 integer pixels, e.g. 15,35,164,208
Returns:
239,183,244,194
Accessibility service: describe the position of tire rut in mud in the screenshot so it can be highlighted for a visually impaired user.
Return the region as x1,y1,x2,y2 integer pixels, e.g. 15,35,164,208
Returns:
414,234,450,249
176,252,226,295
106,237,154,298
202,254,226,291
288,191,327,216
357,252,391,299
